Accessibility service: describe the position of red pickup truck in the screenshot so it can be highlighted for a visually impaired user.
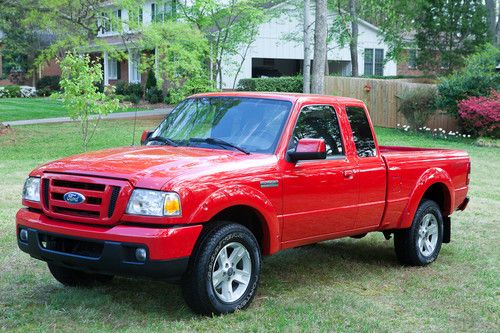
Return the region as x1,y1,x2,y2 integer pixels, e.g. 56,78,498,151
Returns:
17,92,470,315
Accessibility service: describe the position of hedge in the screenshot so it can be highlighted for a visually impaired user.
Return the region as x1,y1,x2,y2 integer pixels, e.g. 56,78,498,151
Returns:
237,76,302,93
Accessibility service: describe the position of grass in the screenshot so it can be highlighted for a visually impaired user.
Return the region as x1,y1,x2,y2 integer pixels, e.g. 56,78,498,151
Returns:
0,98,148,122
0,121,498,332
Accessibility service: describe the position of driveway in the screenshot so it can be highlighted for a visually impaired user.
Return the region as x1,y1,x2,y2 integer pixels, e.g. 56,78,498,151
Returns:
2,108,172,126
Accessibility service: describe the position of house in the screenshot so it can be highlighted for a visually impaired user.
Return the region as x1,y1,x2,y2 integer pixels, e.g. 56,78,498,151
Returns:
37,1,397,90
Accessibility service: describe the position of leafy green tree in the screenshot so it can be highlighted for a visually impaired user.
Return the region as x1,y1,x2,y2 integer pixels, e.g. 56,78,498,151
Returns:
140,22,214,103
414,0,489,74
56,53,120,150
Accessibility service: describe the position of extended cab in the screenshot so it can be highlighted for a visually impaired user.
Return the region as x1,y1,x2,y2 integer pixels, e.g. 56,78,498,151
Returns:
17,92,470,315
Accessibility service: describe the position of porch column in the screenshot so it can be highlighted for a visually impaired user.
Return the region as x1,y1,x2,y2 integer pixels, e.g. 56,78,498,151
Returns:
128,51,133,83
103,51,109,86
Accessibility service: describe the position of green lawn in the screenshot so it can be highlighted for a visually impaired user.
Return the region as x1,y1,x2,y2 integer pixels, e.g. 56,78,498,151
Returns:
0,121,498,332
0,98,147,122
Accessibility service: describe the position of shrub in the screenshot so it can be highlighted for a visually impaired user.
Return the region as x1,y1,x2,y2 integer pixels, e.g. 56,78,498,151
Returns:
127,83,143,99
237,76,303,93
115,80,129,96
36,76,60,96
20,86,37,98
3,85,21,98
397,87,438,128
437,44,500,117
145,69,157,91
145,87,163,104
457,91,500,138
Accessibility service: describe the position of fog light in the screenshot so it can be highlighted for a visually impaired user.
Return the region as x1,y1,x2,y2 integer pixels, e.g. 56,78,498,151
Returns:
135,248,147,262
19,229,28,242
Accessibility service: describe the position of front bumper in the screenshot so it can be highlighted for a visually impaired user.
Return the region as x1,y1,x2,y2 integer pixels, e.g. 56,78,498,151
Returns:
16,208,202,280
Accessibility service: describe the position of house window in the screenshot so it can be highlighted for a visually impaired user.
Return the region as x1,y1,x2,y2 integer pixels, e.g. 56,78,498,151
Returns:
364,48,384,76
102,9,122,33
129,52,141,83
408,49,417,69
152,1,176,22
108,58,118,80
364,49,373,76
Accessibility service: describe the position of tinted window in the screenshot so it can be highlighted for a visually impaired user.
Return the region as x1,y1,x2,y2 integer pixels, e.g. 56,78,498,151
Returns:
345,107,376,157
288,105,344,157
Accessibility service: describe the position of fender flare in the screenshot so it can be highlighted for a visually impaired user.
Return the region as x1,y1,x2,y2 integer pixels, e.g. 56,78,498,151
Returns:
187,185,280,255
399,168,454,229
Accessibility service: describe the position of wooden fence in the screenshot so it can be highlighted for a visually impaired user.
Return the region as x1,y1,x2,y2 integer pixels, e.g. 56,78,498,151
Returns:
324,76,458,131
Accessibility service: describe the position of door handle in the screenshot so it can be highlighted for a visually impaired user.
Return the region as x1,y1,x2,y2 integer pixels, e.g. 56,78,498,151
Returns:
343,170,354,179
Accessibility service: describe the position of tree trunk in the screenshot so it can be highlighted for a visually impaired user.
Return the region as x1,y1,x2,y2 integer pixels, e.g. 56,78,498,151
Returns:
311,0,327,94
303,0,312,93
486,0,499,46
349,0,359,77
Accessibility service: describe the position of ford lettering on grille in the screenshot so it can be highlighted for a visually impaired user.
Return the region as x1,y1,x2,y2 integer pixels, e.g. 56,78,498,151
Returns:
63,192,86,205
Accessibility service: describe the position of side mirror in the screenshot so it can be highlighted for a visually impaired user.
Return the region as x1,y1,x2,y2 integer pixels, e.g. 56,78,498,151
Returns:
287,138,327,162
141,130,153,145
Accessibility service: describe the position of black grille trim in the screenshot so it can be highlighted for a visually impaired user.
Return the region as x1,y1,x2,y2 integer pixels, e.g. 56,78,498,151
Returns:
108,186,121,218
42,179,50,209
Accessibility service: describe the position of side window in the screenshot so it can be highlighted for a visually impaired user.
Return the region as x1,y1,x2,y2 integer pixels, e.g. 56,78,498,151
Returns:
345,106,376,157
288,105,344,157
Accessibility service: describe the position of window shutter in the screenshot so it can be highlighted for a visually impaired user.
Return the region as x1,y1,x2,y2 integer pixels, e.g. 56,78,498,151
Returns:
117,9,121,19
117,61,121,80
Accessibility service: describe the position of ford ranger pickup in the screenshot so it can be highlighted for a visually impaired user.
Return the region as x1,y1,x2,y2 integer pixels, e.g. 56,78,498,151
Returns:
17,92,470,315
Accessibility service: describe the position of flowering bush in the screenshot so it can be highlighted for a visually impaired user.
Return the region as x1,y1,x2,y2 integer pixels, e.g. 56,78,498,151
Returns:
397,124,471,140
458,91,500,138
20,86,37,98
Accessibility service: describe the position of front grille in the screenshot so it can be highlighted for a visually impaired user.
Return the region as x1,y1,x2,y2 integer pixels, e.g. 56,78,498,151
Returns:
41,174,128,225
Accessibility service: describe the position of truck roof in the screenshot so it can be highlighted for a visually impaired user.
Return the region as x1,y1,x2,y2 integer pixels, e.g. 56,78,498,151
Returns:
190,91,363,105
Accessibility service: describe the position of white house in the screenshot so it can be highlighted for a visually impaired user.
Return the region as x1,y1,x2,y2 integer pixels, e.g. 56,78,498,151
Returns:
94,1,396,89
221,2,397,88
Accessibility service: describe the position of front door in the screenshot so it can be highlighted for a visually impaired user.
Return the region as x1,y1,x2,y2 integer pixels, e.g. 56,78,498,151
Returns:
282,105,358,243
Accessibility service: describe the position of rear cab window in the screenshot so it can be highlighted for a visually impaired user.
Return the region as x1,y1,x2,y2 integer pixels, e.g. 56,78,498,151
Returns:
345,106,377,157
288,105,345,158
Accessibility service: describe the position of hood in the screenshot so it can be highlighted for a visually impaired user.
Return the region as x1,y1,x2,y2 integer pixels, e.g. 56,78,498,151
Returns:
32,146,277,190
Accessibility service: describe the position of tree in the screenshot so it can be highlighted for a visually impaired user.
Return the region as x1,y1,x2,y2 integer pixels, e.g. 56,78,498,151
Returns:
486,0,500,46
56,53,120,151
303,0,312,93
348,0,358,76
140,22,213,103
178,0,272,89
312,0,327,94
415,0,489,74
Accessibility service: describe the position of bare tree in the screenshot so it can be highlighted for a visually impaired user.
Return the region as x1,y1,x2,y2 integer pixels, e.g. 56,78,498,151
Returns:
486,0,500,46
303,0,313,93
348,0,359,77
311,0,327,94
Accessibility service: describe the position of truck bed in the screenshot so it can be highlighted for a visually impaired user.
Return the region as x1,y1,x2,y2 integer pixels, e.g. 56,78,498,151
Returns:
378,145,470,230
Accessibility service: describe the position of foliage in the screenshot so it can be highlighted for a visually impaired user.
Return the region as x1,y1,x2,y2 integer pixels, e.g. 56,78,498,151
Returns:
145,69,157,91
178,0,272,88
55,53,120,150
113,81,143,104
141,21,214,103
127,83,143,100
115,81,129,96
458,91,500,138
396,87,437,128
36,75,61,96
145,87,163,104
237,77,303,92
437,44,500,117
414,0,489,74
0,85,22,98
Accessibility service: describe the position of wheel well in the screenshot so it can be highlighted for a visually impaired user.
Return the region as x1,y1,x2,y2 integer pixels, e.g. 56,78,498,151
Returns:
209,205,269,255
422,183,451,216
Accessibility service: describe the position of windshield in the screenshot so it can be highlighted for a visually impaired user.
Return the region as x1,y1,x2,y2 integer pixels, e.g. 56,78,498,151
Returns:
150,97,292,154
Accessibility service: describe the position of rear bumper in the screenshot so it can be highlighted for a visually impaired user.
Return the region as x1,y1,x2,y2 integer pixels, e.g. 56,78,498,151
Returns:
16,208,203,280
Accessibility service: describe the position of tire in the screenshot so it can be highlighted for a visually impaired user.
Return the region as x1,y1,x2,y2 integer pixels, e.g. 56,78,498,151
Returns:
394,199,444,266
47,263,114,287
182,222,262,315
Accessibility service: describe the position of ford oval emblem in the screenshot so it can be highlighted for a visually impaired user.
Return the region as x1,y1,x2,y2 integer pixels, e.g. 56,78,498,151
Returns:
63,192,86,205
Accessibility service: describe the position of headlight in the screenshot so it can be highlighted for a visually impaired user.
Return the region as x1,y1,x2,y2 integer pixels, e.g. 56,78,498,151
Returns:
23,177,41,202
126,189,181,217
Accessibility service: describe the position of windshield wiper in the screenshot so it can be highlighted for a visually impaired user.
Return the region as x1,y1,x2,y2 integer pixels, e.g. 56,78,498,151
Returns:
190,137,250,155
145,136,179,147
